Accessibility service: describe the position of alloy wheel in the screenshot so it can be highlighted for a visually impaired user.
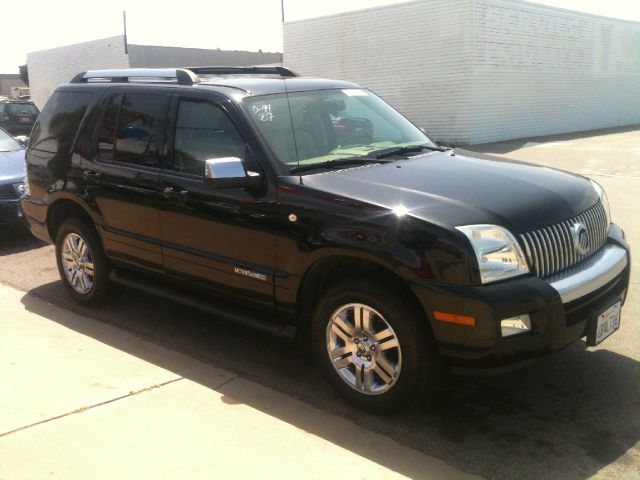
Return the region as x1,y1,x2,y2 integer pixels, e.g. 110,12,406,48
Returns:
325,303,402,395
60,232,95,295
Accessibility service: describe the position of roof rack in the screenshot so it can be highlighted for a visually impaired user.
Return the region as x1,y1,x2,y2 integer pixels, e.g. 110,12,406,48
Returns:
187,66,299,78
70,68,200,85
69,66,299,86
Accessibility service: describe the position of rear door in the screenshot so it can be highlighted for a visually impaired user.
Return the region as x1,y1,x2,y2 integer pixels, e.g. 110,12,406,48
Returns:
81,87,170,273
157,91,278,311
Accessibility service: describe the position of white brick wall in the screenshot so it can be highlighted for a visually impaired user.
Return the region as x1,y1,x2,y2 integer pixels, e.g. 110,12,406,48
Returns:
27,36,130,109
470,0,640,143
284,0,640,144
284,0,475,144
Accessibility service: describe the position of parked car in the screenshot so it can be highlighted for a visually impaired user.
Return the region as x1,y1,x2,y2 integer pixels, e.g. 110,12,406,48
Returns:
21,68,630,411
0,100,39,136
0,127,26,225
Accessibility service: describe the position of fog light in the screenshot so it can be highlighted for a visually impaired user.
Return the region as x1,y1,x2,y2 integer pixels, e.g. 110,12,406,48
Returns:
501,314,531,337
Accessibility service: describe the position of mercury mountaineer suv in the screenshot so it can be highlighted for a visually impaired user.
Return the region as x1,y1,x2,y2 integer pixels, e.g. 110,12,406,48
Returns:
21,67,631,411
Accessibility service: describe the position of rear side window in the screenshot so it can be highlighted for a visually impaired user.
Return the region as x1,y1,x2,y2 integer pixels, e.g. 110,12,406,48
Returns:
97,94,122,162
30,92,93,154
96,93,167,168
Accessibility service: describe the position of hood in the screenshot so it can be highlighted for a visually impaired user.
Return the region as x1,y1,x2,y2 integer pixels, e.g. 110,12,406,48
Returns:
302,151,598,233
0,149,26,183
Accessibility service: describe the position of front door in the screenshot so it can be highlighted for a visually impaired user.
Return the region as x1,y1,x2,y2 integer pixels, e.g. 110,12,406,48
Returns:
81,87,170,273
158,92,278,312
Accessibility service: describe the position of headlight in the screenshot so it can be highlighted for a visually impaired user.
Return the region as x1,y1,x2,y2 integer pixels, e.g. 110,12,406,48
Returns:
12,182,26,196
456,224,530,284
590,179,611,225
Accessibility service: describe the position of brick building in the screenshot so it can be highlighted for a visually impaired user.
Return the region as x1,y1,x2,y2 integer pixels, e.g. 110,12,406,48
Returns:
27,36,282,108
284,0,640,144
0,74,27,99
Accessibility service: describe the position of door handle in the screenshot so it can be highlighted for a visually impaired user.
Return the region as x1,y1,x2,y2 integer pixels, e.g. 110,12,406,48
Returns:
163,186,189,201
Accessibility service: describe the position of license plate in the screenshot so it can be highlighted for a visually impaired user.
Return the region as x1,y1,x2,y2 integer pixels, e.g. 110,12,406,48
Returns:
595,301,621,345
19,117,31,123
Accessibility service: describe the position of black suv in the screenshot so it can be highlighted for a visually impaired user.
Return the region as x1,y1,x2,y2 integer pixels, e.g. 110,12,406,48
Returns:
0,100,40,137
21,67,630,411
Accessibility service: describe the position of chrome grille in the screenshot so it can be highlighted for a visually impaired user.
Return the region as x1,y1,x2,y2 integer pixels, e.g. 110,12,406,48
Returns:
520,202,608,278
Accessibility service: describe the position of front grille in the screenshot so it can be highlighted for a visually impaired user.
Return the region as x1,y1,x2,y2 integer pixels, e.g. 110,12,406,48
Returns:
520,202,608,278
0,184,18,200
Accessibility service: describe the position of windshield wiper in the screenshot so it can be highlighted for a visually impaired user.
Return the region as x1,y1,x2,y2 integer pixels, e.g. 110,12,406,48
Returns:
374,145,450,159
289,158,390,174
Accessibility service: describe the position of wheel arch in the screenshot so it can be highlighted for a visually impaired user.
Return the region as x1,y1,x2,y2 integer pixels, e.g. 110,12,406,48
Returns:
47,197,100,242
297,255,431,334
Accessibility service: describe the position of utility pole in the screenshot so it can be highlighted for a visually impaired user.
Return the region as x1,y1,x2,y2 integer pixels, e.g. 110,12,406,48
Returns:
123,10,128,54
280,0,285,23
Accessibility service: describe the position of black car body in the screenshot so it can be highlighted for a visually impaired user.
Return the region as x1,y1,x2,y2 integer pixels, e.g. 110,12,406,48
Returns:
0,100,40,137
0,127,26,224
21,68,631,410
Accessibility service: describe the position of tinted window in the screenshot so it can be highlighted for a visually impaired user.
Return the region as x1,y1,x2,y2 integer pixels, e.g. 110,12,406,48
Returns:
112,94,167,167
97,93,122,162
7,103,39,115
170,100,244,176
30,91,93,154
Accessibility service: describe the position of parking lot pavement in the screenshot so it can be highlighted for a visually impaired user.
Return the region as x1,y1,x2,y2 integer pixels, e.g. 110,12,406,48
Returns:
0,283,475,480
0,125,638,479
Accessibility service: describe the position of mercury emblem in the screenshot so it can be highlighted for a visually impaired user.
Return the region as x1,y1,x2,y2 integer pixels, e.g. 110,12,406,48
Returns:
571,222,589,255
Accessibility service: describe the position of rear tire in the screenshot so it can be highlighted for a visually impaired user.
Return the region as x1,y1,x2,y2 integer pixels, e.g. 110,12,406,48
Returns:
55,218,110,306
311,279,442,412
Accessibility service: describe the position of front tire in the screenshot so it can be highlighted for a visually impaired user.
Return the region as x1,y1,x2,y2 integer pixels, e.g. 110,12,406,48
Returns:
55,218,110,305
312,279,441,412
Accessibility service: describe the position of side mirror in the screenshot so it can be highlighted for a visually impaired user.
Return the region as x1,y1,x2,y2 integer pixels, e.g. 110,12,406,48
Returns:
204,157,262,189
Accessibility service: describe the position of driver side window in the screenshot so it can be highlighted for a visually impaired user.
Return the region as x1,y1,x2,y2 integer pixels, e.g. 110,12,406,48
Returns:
170,100,244,176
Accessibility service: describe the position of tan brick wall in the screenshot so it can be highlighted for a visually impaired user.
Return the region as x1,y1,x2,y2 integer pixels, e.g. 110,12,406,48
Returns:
0,77,27,97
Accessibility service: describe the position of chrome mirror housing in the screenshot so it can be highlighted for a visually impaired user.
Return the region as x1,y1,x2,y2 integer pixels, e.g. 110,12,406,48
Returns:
205,157,246,179
204,157,261,189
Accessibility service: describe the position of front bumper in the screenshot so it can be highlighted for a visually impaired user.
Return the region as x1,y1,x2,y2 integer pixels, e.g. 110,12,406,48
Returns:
0,199,23,225
411,224,630,368
19,195,51,241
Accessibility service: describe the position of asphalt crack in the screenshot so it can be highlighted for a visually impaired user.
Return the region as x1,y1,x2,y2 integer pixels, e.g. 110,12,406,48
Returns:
0,377,184,438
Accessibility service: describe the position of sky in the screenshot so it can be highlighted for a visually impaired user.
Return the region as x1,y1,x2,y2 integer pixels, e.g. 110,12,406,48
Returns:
1,0,639,74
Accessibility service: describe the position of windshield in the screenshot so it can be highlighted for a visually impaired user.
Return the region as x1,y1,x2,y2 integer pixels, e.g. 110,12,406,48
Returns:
0,128,21,152
241,88,436,174
7,103,39,116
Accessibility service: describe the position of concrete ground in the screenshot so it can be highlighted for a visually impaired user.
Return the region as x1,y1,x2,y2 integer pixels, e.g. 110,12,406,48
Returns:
0,125,638,479
0,284,472,480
